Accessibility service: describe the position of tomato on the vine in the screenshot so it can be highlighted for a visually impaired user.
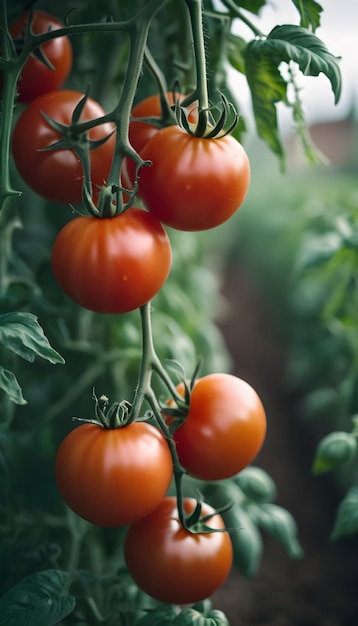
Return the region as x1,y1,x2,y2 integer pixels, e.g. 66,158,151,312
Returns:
138,125,250,231
10,11,73,102
164,373,267,480
12,90,115,204
124,496,233,604
55,422,173,527
51,207,172,314
122,92,197,189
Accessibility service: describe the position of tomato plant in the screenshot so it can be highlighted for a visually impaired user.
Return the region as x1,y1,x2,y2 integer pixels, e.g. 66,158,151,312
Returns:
55,421,173,526
51,208,172,314
124,496,233,604
0,0,344,624
137,125,251,231
164,373,267,480
11,90,115,204
9,11,73,103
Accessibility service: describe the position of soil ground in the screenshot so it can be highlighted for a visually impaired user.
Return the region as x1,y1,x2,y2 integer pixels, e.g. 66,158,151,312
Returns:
211,263,358,626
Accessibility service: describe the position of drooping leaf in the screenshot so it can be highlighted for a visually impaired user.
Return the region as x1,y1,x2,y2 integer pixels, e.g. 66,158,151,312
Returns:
291,0,323,32
0,366,27,405
253,503,304,558
244,24,341,162
0,312,64,364
330,487,358,540
0,569,75,626
266,25,341,102
313,431,357,475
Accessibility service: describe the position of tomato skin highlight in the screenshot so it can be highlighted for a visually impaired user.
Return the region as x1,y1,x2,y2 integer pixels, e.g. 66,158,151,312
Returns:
10,11,73,102
55,422,173,527
138,126,251,231
124,497,233,604
51,208,172,314
12,90,115,204
166,373,267,480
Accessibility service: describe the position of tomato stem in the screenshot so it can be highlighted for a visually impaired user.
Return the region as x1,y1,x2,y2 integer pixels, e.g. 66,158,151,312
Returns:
181,0,210,135
124,301,198,531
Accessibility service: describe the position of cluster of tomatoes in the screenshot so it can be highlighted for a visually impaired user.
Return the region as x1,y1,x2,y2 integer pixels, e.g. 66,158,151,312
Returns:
10,9,265,607
55,373,267,605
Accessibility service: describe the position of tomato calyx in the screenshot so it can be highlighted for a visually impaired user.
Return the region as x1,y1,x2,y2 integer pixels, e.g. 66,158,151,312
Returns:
10,10,55,69
176,92,238,139
179,495,232,535
39,93,114,155
74,390,134,429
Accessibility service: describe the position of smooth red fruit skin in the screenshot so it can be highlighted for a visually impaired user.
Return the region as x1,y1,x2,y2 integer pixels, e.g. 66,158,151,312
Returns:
10,11,72,102
51,208,172,314
55,422,173,527
166,373,267,480
12,90,115,204
138,126,251,231
124,497,233,604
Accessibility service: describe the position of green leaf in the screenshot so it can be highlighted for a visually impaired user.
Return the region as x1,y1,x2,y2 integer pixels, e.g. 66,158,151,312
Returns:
330,487,358,540
174,605,229,626
137,605,178,625
313,431,357,475
227,34,246,74
225,507,263,578
0,569,75,626
0,366,26,405
244,44,287,161
234,466,277,503
295,232,342,271
291,0,323,32
266,25,341,103
253,503,304,559
0,312,64,365
244,24,341,161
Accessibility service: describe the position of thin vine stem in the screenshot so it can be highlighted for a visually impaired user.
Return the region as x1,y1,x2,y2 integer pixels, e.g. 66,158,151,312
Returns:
219,0,265,38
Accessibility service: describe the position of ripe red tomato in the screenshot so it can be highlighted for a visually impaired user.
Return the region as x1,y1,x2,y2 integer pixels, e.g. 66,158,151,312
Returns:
51,208,172,314
12,90,115,204
138,125,250,231
55,422,173,527
10,11,72,102
124,496,233,604
165,373,267,480
122,92,197,189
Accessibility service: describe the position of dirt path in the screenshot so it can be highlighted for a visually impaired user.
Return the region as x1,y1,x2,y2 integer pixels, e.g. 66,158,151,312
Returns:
211,264,358,626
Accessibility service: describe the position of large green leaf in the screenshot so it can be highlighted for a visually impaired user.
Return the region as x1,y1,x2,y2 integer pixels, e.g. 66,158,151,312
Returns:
244,24,341,161
266,25,341,102
0,570,75,626
0,312,64,364
291,0,323,32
